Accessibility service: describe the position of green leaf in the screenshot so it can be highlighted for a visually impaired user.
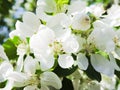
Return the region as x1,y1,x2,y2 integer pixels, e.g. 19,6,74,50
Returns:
115,70,120,79
0,80,7,88
3,38,18,60
116,59,120,67
12,36,21,46
53,65,78,77
60,77,74,90
115,59,120,79
35,69,43,76
12,87,24,90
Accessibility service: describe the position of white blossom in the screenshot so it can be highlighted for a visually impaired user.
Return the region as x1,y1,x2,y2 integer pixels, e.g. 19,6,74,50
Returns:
7,56,62,90
71,12,91,30
88,20,115,53
30,25,79,70
9,12,40,40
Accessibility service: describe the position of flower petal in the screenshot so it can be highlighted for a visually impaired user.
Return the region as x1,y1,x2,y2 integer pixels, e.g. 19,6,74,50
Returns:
109,53,120,71
17,43,28,56
30,25,55,57
16,55,24,72
0,61,13,82
23,12,40,31
91,54,114,77
47,13,71,28
41,72,62,89
71,12,91,30
36,54,54,71
40,86,49,90
24,56,38,74
0,45,9,61
6,71,28,82
36,6,52,22
88,20,115,52
68,0,87,14
15,21,34,39
58,54,74,68
62,35,79,53
24,85,38,90
77,53,88,70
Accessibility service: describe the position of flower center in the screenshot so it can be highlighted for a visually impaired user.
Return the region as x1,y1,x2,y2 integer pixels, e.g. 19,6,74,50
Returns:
80,16,90,27
49,41,64,54
26,75,40,86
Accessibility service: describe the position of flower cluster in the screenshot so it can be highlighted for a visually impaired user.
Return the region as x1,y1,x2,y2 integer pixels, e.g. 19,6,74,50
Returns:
0,0,120,90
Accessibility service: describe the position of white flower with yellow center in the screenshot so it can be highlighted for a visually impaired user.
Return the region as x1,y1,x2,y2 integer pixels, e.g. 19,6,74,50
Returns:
30,25,79,70
88,20,115,53
75,21,120,76
6,56,62,90
71,12,91,31
9,12,41,40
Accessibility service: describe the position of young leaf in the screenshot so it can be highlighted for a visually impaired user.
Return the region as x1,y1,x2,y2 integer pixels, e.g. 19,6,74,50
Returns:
3,38,18,60
60,77,74,90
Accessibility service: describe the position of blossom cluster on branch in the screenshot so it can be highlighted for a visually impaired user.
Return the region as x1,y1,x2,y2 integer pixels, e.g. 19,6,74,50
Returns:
0,0,120,90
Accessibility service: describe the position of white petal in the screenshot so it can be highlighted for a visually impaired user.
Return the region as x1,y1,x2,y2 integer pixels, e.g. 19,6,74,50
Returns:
23,12,40,31
16,55,24,71
37,54,54,71
6,71,28,82
40,86,49,90
77,53,88,70
47,13,71,28
58,54,74,68
37,25,55,44
30,33,48,56
109,53,120,71
17,43,27,56
0,45,9,61
36,0,56,21
24,56,37,74
0,61,13,82
88,20,115,52
37,0,56,13
71,12,90,30
100,75,116,90
16,21,34,39
76,36,86,50
36,6,51,22
46,13,71,41
88,4,105,17
9,30,20,39
114,47,120,59
30,25,55,57
41,72,62,89
24,85,39,90
91,54,114,77
62,35,79,53
68,0,87,14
